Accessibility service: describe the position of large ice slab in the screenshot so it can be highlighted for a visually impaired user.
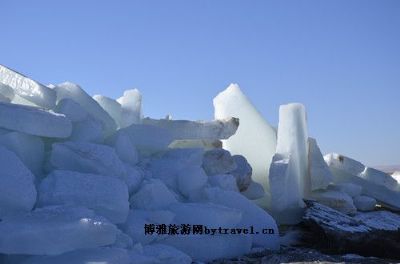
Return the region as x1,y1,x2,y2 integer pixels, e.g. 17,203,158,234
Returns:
213,84,277,192
121,209,175,245
0,82,14,102
241,180,265,200
142,244,192,264
0,64,56,108
202,148,237,176
55,98,103,143
55,82,117,136
169,202,242,229
147,148,204,191
325,153,399,191
0,206,117,255
169,139,222,150
119,89,142,127
93,94,123,127
208,174,239,192
50,141,142,195
269,103,308,224
205,187,280,249
0,131,44,176
130,179,178,210
353,195,376,212
361,167,398,191
0,102,72,138
329,183,362,197
161,234,252,262
308,137,333,190
0,146,36,218
106,130,139,166
49,141,127,182
311,190,356,214
142,117,239,140
22,248,130,264
38,170,129,223
70,117,104,143
55,98,88,122
177,166,208,198
111,124,173,155
392,171,400,184
329,166,400,210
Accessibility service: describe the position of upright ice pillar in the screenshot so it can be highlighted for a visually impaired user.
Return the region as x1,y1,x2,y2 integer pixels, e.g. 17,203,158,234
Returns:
269,103,308,224
213,84,277,195
118,89,142,128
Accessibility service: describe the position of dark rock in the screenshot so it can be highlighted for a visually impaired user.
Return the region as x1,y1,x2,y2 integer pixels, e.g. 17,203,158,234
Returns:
301,200,400,259
208,246,393,264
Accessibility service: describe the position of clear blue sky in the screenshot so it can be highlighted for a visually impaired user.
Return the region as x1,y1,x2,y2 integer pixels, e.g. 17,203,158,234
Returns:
1,0,399,166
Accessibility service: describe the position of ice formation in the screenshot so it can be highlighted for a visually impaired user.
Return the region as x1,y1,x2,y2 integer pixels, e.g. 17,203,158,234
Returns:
118,89,142,128
308,137,333,190
269,103,309,223
213,84,277,194
353,195,376,212
38,170,129,223
0,102,72,138
1,65,397,263
0,146,36,218
143,117,239,140
325,153,400,209
54,82,117,136
0,206,118,255
0,65,56,108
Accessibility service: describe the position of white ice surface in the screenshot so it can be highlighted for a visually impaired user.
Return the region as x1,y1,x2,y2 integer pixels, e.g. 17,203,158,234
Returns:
213,84,277,192
308,137,332,190
112,124,173,155
49,141,128,183
121,209,175,245
311,190,356,214
69,117,104,143
119,89,142,127
55,98,88,122
205,187,280,249
38,170,129,223
0,102,72,138
0,146,37,218
177,166,208,198
353,195,376,212
208,174,239,192
0,206,117,255
241,180,265,200
93,94,123,127
330,167,400,210
130,179,178,210
329,183,362,197
22,248,130,264
142,243,192,264
202,148,237,176
106,130,139,166
148,148,204,191
161,234,252,262
0,65,56,108
0,82,14,102
169,202,242,229
55,82,117,136
142,117,238,140
0,131,44,176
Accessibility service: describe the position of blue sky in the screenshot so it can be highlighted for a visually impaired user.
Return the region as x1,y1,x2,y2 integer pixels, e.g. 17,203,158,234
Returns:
1,0,399,166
